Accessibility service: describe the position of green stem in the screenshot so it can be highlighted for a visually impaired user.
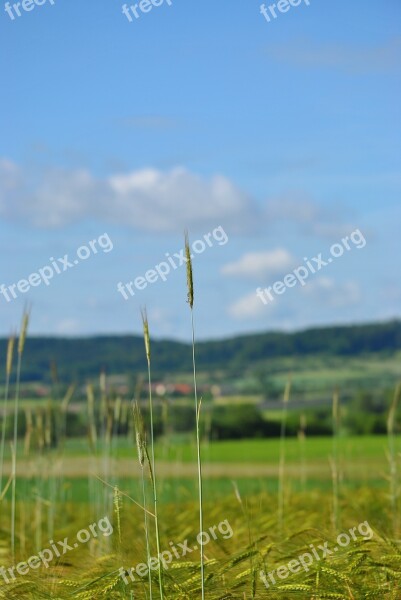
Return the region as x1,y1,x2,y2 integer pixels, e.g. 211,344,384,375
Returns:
0,371,11,493
191,309,204,600
11,350,22,560
278,398,287,534
142,469,153,599
147,361,163,599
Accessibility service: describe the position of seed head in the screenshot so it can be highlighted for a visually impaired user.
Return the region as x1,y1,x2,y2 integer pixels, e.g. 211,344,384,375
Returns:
387,382,401,435
6,333,15,377
113,485,122,546
18,310,30,355
133,401,146,468
141,308,151,364
184,231,194,309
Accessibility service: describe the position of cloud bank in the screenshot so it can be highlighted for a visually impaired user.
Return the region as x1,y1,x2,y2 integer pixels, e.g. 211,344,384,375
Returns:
0,158,350,237
0,159,257,233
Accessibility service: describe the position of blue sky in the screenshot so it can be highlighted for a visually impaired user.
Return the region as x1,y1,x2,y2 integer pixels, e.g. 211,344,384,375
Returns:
0,0,400,339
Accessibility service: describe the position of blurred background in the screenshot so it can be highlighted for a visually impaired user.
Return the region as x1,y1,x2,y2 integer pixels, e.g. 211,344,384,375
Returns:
0,1,400,339
0,0,401,491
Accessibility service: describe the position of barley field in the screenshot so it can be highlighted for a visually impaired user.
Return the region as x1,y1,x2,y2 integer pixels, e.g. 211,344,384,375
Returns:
1,303,401,600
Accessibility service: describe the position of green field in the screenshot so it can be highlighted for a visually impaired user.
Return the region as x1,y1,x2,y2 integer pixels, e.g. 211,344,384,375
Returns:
0,438,400,598
1,324,401,598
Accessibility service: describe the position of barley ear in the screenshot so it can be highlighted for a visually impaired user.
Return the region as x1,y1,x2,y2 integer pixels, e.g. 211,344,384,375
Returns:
184,231,194,309
113,486,122,548
18,310,30,355
387,382,401,435
141,308,151,364
133,401,146,468
6,333,15,377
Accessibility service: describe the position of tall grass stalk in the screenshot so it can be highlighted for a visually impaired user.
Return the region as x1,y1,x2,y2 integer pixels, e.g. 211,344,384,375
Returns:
86,383,98,523
278,376,291,534
11,310,29,559
45,366,56,541
387,382,401,535
141,309,163,599
58,384,74,514
185,231,205,600
232,481,256,598
0,333,15,493
34,495,43,553
330,388,340,530
23,407,33,457
133,401,153,599
60,384,75,452
113,485,122,552
298,413,307,492
19,499,26,555
100,371,112,521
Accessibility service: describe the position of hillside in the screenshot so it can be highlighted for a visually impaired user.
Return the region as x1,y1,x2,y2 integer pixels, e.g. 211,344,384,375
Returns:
0,319,400,383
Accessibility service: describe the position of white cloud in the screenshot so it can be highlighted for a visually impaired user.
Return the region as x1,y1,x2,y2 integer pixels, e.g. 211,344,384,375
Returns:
222,248,295,279
228,277,362,323
0,158,351,239
107,167,256,232
0,160,257,233
228,291,273,319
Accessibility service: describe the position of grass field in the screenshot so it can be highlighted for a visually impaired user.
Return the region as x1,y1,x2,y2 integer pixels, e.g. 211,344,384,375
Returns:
1,309,401,599
1,432,401,598
0,433,388,461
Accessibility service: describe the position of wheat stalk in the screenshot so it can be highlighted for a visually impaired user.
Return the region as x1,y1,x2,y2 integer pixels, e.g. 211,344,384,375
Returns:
298,413,307,492
330,388,340,530
387,382,401,535
86,383,98,523
185,230,205,600
133,401,153,599
23,407,33,457
11,309,29,560
113,485,122,551
60,383,75,451
87,383,98,452
0,333,15,493
141,309,163,599
100,370,113,522
278,375,291,534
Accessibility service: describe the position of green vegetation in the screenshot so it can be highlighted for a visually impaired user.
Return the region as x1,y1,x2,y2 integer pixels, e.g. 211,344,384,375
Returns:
1,307,401,598
1,319,400,383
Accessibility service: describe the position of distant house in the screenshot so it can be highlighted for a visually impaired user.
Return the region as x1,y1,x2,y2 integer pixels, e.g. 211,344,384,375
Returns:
151,382,193,397
170,383,192,396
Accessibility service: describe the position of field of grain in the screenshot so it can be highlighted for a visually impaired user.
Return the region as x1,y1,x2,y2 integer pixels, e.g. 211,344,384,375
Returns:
1,288,401,599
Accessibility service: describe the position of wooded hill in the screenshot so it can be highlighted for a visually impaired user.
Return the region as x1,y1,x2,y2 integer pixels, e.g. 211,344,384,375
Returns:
0,319,400,383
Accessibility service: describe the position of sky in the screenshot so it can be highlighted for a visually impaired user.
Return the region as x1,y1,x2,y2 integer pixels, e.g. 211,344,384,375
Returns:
0,0,400,340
